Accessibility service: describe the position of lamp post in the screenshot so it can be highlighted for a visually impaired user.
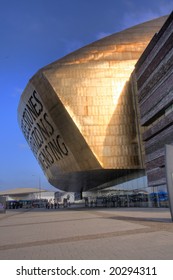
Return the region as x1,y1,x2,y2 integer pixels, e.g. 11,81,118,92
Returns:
38,176,42,208
32,175,41,207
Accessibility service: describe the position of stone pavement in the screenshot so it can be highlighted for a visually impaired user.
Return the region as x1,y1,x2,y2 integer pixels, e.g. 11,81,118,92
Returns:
0,207,173,260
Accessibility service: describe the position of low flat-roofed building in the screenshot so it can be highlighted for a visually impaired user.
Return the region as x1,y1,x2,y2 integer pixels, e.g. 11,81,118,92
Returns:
0,188,56,208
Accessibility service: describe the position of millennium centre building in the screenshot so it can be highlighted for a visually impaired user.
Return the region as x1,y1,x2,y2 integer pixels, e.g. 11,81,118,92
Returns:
18,14,172,207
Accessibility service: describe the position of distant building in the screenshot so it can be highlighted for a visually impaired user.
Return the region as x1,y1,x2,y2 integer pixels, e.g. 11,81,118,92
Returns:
0,188,56,208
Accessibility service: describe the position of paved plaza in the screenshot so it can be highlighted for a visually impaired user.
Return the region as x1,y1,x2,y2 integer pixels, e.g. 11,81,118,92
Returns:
0,207,173,259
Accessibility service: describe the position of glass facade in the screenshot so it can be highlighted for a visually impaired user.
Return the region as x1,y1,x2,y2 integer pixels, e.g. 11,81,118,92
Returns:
83,177,169,208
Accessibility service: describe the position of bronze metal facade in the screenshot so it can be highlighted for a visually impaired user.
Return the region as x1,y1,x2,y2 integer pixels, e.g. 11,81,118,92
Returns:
18,16,167,192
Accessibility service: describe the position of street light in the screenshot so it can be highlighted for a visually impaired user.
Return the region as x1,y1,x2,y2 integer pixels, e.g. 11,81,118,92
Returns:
32,175,42,207
38,176,42,208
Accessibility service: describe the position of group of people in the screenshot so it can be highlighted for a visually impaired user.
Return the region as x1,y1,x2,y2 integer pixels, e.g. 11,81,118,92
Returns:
45,198,71,209
46,199,59,209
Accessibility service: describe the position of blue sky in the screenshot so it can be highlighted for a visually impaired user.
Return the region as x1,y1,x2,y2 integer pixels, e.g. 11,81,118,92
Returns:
0,0,172,191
